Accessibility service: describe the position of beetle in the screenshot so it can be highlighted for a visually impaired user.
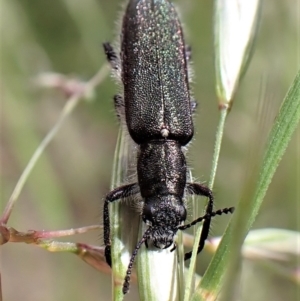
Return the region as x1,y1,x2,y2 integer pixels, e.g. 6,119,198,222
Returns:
103,0,234,294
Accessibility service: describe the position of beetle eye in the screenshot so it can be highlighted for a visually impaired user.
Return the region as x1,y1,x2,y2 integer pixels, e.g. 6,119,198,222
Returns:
178,205,187,220
142,203,154,223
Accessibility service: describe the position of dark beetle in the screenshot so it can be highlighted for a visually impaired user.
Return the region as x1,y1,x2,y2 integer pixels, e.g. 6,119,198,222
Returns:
103,0,234,294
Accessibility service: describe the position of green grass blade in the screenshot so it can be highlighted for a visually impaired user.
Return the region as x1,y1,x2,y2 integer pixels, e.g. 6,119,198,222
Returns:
191,69,300,301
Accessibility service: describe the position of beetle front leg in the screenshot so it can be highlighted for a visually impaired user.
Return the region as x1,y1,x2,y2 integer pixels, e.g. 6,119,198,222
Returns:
183,183,233,260
103,183,140,266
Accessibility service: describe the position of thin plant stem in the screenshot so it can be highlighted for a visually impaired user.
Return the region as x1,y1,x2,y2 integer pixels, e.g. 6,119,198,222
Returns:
209,107,229,189
7,225,100,243
184,106,229,301
184,225,202,301
1,65,109,225
28,225,102,239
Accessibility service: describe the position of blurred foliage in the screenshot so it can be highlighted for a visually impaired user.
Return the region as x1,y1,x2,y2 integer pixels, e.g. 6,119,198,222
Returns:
1,0,298,300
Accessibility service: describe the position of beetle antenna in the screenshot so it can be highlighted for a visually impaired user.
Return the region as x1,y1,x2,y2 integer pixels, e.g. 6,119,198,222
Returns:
123,228,151,294
179,207,234,231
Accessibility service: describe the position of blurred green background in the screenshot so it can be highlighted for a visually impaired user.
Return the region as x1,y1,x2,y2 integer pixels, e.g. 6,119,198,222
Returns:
1,0,298,300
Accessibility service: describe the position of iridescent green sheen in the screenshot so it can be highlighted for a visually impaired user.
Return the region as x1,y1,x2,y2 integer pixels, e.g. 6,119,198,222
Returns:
122,0,193,145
